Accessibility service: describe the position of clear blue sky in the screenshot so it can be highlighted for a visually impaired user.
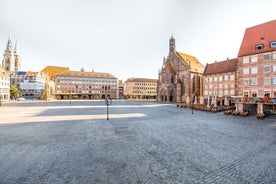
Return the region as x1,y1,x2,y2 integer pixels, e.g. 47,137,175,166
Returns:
0,0,275,81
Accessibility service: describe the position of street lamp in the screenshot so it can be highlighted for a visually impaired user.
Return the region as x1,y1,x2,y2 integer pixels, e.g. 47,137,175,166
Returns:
105,96,112,120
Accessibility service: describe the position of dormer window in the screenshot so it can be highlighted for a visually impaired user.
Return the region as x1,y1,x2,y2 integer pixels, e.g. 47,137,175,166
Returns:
270,41,276,48
256,44,263,51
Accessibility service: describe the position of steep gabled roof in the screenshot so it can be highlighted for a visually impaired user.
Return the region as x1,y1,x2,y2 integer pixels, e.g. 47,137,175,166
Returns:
238,20,276,57
176,52,204,74
203,58,238,76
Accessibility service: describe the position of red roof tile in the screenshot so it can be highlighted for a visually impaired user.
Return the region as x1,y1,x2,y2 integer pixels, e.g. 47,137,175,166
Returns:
238,20,276,57
203,58,238,75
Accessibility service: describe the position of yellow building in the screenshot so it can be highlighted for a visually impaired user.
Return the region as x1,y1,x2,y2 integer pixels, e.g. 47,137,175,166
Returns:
124,78,158,100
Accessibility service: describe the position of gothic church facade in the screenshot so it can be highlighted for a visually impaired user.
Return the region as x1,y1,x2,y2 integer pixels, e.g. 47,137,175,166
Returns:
157,36,204,103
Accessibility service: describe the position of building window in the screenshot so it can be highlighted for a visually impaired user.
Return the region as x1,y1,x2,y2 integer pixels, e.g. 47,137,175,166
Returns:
243,56,249,64
209,77,212,82
273,77,276,84
251,78,257,85
264,91,270,97
224,75,228,81
205,78,208,82
274,65,276,72
270,41,276,48
251,67,258,74
209,84,212,89
230,75,234,81
263,54,270,61
256,44,263,50
273,52,276,60
243,68,249,74
214,77,217,82
264,65,271,72
251,91,257,97
243,79,249,86
219,76,222,81
243,91,249,97
264,77,271,85
251,55,258,63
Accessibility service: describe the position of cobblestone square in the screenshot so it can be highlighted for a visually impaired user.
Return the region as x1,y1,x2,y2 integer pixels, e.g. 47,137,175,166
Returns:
0,100,275,183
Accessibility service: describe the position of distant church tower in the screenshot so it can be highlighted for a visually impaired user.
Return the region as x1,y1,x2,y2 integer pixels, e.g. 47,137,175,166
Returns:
169,35,176,54
2,35,21,73
14,41,21,71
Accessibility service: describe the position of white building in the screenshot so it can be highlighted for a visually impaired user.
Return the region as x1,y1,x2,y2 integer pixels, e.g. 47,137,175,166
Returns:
0,68,10,101
11,71,46,98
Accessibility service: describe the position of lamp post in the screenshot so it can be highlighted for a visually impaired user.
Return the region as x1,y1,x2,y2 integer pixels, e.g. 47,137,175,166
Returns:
105,96,112,120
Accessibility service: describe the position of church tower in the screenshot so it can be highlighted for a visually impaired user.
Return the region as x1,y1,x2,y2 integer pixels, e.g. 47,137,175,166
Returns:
2,35,20,73
14,40,21,71
169,35,176,54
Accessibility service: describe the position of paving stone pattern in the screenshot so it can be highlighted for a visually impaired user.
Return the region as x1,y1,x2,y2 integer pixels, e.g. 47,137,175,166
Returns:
0,100,275,183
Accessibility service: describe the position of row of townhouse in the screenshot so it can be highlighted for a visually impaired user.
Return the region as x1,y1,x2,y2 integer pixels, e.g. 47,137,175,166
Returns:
203,20,276,104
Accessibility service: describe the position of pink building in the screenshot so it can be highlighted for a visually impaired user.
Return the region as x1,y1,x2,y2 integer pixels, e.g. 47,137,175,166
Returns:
238,20,276,100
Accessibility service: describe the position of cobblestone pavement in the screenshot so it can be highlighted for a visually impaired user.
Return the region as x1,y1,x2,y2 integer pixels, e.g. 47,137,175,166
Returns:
0,100,275,184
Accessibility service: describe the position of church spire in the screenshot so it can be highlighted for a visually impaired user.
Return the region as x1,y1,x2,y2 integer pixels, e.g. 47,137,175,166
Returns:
6,34,13,52
14,40,18,54
169,34,175,53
